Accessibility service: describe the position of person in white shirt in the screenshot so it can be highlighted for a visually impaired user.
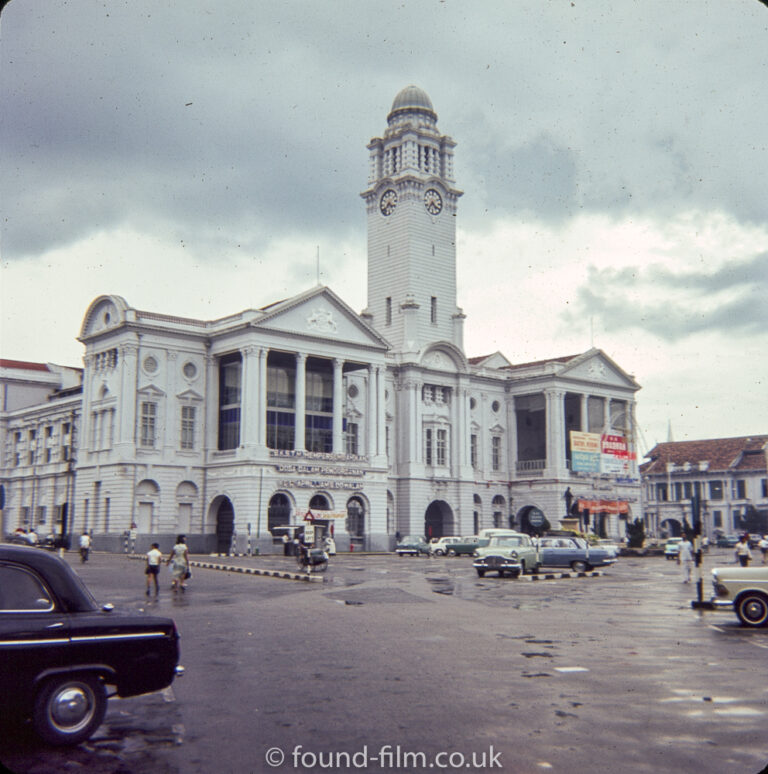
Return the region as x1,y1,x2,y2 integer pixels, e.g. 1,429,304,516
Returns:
677,536,694,583
78,532,91,563
145,543,163,595
759,536,768,565
735,535,753,567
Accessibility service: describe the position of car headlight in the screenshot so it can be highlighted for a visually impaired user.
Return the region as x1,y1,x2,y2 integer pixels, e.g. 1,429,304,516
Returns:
508,551,518,559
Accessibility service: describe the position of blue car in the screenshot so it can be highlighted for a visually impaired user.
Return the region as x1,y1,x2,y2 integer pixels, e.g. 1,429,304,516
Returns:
536,536,616,572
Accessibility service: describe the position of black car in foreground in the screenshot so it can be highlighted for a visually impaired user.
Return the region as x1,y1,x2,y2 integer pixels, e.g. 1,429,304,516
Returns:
0,545,183,745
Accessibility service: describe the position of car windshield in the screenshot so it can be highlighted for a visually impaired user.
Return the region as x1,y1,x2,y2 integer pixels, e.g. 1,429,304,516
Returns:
401,536,422,543
493,537,522,547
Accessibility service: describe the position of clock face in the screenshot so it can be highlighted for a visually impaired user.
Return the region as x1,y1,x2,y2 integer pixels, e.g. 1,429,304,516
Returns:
379,189,397,216
424,188,443,215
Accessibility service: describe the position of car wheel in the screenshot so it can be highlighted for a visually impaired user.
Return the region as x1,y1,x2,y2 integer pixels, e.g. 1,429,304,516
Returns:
571,560,588,573
736,593,768,628
33,674,107,746
435,549,444,556
447,548,457,557
511,570,521,579
476,569,485,578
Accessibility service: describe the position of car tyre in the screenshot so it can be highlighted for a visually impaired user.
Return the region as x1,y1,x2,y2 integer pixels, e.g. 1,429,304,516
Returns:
435,549,444,556
736,593,768,628
476,569,486,578
571,560,588,573
33,673,107,746
447,548,457,557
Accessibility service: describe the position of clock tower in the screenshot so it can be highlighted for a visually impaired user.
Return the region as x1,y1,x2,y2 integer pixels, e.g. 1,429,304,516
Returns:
361,86,464,357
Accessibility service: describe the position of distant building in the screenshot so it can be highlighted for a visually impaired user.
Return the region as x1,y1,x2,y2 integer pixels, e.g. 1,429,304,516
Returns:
640,435,768,538
0,87,642,552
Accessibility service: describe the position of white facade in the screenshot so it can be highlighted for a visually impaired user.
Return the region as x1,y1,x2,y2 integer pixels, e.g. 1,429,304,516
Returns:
0,86,642,552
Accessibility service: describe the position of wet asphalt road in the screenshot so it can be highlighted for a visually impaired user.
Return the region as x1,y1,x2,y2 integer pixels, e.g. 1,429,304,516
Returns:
1,549,767,774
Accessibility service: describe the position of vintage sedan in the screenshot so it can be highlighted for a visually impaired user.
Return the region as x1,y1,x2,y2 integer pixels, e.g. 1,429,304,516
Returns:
536,536,616,572
0,545,183,745
395,535,430,556
709,565,768,627
664,537,683,559
472,534,540,578
428,536,462,556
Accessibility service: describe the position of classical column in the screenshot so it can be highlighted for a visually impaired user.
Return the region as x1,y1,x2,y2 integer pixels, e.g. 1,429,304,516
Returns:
580,394,588,432
165,351,178,452
294,353,306,451
241,346,259,448
117,342,138,449
602,396,610,433
545,389,566,473
333,358,344,453
376,366,386,457
367,365,376,457
204,353,218,454
258,348,268,447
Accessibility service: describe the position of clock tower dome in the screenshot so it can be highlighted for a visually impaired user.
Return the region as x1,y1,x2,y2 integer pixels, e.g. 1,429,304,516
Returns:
361,86,464,357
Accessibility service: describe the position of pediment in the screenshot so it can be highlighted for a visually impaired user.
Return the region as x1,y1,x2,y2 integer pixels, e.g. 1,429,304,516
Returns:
137,383,166,398
254,286,389,350
559,349,639,390
80,295,129,338
471,351,512,370
421,342,468,372
176,388,204,402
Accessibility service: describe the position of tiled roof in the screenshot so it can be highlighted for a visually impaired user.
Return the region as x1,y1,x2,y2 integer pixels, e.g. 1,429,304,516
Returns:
0,359,51,372
641,436,768,476
502,354,581,371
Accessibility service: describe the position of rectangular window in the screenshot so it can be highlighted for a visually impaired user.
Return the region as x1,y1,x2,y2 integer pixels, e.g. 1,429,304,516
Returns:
306,414,332,453
385,425,390,458
386,297,392,326
492,436,501,472
346,422,359,456
266,411,295,450
471,434,478,468
713,510,722,528
673,482,683,501
140,402,157,448
181,406,196,450
734,480,746,499
430,296,437,324
436,428,447,466
709,480,723,500
762,478,768,498
104,497,110,532
218,354,242,450
656,483,668,502
28,429,36,465
425,429,433,465
683,481,693,499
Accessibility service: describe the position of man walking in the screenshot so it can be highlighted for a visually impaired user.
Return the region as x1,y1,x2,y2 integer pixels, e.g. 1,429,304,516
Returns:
677,535,694,583
735,534,753,567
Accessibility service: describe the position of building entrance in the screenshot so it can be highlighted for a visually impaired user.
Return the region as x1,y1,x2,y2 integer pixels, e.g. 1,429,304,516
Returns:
216,498,235,553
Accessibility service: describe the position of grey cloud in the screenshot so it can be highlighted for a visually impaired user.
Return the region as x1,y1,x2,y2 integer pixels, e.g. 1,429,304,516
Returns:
568,252,768,341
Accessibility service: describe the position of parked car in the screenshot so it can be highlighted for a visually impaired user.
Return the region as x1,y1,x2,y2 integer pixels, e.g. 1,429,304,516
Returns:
476,528,524,548
395,535,430,556
0,545,183,745
709,565,768,627
428,536,461,556
444,536,481,556
536,536,616,572
472,533,540,578
715,534,739,548
664,537,683,559
596,539,621,559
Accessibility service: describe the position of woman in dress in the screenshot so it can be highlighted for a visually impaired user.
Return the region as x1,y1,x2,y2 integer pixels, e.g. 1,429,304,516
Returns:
167,535,190,591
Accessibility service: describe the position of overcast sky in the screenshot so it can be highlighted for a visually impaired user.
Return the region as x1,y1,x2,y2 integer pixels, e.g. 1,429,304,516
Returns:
1,0,766,454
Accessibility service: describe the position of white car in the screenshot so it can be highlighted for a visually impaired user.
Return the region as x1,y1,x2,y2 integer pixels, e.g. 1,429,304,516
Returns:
664,537,683,560
710,566,768,627
428,536,461,556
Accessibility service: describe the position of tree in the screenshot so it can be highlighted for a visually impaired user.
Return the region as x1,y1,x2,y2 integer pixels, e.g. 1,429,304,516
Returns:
626,518,645,549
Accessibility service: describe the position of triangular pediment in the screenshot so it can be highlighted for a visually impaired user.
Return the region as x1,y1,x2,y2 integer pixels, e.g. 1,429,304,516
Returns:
471,351,512,370
137,383,166,398
559,349,639,390
253,286,389,350
176,388,204,402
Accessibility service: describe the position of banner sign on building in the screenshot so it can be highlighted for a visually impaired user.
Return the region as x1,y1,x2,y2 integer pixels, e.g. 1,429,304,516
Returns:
577,498,630,515
570,431,601,473
570,431,631,475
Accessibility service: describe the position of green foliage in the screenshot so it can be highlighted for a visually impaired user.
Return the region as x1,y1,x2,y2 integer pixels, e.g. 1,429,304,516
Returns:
626,518,645,548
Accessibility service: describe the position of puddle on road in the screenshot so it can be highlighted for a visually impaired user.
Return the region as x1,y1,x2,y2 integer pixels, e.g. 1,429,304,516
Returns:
426,576,455,595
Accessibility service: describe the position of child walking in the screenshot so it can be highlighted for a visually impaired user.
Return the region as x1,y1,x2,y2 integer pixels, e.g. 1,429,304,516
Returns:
145,542,163,595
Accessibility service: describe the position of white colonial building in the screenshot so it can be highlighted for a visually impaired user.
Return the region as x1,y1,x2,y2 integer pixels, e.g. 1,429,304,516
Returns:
0,86,642,553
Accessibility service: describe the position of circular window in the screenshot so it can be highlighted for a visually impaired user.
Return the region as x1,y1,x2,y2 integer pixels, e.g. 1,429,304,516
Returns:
491,400,500,413
469,397,477,410
183,361,197,379
347,384,359,398
143,356,158,374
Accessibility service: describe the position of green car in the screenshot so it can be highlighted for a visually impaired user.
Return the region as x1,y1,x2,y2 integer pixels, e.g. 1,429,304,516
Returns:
472,534,540,577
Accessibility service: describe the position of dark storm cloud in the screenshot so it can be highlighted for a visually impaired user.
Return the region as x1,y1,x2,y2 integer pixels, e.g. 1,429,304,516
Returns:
2,1,768,260
568,252,768,341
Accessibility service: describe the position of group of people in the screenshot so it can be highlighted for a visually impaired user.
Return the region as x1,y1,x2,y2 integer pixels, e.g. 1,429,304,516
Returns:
144,535,191,595
677,533,768,582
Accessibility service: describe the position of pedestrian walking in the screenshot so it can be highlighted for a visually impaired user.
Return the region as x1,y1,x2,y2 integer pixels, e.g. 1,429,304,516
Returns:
758,535,768,564
282,531,291,556
78,531,91,563
145,542,163,595
677,535,694,583
735,534,752,567
167,535,190,591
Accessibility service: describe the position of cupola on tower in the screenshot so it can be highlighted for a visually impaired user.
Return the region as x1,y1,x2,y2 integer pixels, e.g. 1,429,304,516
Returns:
361,86,464,357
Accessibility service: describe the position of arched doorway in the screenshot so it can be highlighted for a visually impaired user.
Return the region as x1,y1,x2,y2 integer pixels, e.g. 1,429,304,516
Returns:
661,518,682,538
517,505,548,536
268,493,292,534
215,498,235,554
424,500,454,540
347,496,365,550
